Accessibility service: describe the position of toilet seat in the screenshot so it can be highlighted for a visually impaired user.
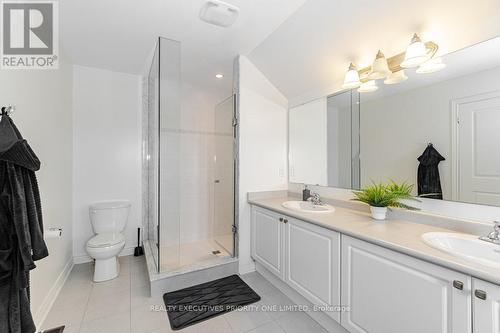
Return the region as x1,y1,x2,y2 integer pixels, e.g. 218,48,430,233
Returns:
87,233,124,248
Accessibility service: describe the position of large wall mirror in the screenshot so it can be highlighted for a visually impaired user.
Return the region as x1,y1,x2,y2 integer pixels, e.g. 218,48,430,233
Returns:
289,36,500,207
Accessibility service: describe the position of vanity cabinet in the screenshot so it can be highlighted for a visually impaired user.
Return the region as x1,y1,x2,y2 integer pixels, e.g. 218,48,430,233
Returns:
473,278,500,333
251,206,341,322
250,204,500,333
251,207,285,279
341,235,472,333
284,217,341,322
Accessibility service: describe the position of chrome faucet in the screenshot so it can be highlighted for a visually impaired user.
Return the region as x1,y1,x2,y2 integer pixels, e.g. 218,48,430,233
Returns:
480,221,500,244
307,192,323,206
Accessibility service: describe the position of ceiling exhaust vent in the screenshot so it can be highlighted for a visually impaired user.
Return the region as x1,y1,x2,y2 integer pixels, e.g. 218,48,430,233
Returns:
199,0,239,27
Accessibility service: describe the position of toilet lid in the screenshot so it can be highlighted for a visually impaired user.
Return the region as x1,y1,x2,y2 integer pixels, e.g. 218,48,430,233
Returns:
87,233,124,248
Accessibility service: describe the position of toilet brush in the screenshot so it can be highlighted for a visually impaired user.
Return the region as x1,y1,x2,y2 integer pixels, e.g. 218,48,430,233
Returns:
134,228,144,256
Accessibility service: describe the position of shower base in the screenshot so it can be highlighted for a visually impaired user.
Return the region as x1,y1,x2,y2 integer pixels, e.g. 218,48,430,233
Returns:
159,239,231,271
144,239,238,294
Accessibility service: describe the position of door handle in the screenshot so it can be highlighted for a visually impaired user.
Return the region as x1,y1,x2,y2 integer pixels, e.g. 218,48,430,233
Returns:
475,289,487,300
453,280,464,290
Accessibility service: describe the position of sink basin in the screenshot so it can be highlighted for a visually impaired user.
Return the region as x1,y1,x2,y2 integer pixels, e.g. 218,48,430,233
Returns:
282,201,335,214
422,232,500,269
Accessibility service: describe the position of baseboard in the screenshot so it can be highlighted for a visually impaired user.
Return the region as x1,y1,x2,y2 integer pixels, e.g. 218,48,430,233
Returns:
34,257,74,330
239,261,256,275
73,246,135,264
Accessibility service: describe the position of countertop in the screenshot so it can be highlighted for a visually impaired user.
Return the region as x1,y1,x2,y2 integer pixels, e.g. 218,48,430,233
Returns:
248,195,500,285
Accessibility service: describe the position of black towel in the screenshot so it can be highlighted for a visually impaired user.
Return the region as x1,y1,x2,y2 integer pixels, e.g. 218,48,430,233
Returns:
417,144,445,200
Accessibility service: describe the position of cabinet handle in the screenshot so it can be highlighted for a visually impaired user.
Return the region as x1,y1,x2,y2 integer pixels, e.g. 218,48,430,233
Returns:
283,219,288,224
475,289,487,300
453,280,464,290
279,217,283,222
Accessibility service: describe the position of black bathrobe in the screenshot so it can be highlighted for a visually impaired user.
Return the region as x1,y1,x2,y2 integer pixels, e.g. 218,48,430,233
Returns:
0,114,48,333
417,144,445,200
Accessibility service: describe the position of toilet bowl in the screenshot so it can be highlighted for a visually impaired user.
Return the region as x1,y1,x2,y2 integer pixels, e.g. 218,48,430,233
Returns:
86,233,126,282
86,201,130,282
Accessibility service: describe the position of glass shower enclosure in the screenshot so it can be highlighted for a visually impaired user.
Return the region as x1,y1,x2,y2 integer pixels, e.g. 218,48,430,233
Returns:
145,37,236,274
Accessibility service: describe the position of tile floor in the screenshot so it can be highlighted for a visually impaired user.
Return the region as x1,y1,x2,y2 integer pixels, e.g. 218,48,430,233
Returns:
41,255,329,333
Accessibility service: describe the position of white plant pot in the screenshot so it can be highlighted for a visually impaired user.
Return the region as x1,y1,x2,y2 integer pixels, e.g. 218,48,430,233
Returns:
370,206,387,221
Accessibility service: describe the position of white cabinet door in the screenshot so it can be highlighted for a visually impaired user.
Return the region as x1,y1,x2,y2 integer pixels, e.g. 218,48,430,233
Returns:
473,278,500,333
341,235,471,333
251,207,284,279
285,217,341,322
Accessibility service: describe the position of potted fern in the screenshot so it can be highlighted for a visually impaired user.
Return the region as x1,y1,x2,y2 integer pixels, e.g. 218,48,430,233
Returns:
352,181,420,220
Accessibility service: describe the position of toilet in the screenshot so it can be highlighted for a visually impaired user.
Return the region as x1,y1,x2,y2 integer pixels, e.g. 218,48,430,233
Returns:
86,200,130,282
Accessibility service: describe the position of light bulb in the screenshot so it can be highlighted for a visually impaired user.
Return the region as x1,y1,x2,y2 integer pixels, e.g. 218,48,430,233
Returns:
401,33,430,68
342,63,361,89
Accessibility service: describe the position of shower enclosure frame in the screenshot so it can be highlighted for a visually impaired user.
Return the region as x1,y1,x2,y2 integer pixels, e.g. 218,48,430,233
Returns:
145,37,239,274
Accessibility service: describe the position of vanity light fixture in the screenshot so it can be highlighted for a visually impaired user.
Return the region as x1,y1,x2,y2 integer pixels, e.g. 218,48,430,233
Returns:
401,33,430,68
342,33,441,92
368,50,391,80
416,57,446,74
384,70,408,85
342,63,361,89
358,80,378,93
215,73,224,79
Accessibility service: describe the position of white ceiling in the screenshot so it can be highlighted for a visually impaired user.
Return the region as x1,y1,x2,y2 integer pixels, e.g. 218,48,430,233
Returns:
60,0,307,98
248,0,500,106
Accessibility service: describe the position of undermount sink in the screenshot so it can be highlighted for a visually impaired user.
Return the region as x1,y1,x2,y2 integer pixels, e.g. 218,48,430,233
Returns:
282,200,335,214
422,232,500,269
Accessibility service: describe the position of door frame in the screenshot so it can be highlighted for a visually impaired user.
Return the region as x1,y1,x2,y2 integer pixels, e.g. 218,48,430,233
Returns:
450,90,500,202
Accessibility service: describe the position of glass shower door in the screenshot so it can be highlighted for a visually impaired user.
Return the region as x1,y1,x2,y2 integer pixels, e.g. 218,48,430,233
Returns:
213,95,235,256
158,37,182,271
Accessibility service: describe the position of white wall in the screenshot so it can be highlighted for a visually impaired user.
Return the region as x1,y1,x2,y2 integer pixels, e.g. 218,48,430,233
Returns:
237,56,288,273
73,65,142,263
289,98,327,185
0,61,74,327
360,66,500,200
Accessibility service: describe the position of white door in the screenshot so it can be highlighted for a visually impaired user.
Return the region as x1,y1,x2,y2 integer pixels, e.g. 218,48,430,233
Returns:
251,207,284,279
285,217,341,322
341,235,471,333
473,278,500,333
456,92,500,205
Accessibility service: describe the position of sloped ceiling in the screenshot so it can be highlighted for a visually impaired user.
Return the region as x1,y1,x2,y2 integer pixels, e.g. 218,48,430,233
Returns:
60,0,307,98
247,0,500,105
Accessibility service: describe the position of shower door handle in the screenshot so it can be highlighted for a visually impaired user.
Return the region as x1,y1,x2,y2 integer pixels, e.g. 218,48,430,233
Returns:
214,180,220,183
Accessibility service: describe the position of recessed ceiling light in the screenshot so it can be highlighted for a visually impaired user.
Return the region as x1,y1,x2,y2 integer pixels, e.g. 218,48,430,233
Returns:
215,74,224,79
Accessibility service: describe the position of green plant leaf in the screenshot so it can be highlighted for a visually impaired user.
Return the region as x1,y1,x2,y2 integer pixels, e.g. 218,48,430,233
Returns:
351,180,420,210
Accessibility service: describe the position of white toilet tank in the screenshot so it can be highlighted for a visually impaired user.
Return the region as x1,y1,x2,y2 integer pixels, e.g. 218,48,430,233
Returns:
89,200,131,234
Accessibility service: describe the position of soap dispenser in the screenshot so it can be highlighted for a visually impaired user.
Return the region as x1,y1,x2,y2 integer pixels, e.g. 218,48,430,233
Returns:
302,185,311,201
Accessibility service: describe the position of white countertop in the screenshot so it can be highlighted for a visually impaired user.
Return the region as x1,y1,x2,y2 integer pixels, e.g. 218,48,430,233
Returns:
248,195,500,285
